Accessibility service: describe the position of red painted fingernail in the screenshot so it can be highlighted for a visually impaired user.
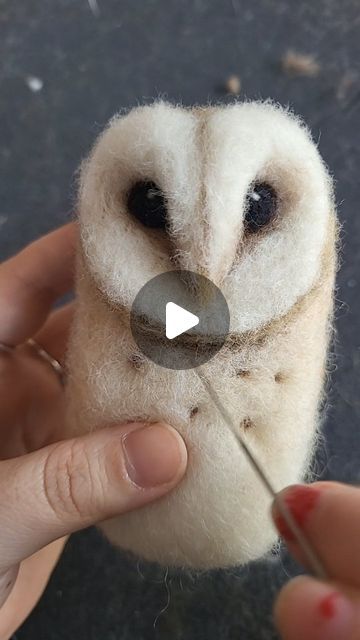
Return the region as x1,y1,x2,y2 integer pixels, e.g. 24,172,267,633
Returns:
315,589,355,639
318,592,342,620
288,581,356,639
273,484,321,541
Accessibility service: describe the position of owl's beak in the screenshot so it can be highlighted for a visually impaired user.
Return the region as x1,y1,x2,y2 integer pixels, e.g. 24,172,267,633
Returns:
171,224,239,289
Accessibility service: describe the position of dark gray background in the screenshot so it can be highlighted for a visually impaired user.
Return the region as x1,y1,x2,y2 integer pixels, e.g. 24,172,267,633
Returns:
1,1,359,638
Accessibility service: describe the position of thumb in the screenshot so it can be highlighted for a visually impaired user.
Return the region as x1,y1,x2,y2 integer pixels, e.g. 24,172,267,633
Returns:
0,422,187,569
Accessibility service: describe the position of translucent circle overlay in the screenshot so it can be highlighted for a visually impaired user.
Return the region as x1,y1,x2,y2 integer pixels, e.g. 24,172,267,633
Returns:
130,270,230,370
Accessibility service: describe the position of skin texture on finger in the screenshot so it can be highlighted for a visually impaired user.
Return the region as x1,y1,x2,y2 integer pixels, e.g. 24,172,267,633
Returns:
0,422,187,569
0,568,18,611
0,303,73,459
0,224,76,347
272,482,360,587
0,344,65,457
274,575,360,640
32,303,74,364
0,538,67,640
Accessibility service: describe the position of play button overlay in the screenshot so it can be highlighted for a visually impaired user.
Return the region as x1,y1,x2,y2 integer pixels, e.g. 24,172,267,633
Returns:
130,270,230,370
165,303,199,339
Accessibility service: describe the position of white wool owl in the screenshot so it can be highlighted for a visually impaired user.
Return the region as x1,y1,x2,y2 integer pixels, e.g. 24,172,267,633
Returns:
66,101,337,569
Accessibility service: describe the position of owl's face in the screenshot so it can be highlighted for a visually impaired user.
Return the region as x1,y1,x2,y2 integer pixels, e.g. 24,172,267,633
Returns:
80,101,332,333
72,102,336,569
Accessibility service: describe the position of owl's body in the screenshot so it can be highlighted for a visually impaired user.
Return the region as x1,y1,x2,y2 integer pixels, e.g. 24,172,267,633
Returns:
66,102,337,569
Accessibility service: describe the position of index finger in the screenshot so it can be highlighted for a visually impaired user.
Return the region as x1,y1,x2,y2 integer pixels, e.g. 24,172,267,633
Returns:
272,481,360,587
0,224,76,346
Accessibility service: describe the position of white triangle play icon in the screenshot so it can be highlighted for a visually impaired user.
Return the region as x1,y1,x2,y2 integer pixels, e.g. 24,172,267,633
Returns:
165,302,199,340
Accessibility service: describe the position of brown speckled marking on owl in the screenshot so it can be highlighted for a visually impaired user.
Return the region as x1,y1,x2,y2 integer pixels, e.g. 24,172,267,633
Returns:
128,352,146,371
236,369,251,378
275,371,287,383
190,406,199,418
241,417,254,430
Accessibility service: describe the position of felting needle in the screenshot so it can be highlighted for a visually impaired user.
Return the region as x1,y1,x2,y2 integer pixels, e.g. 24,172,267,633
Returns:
195,367,328,581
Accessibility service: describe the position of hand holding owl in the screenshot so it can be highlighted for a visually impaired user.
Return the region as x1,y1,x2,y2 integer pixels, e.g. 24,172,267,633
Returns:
0,225,186,638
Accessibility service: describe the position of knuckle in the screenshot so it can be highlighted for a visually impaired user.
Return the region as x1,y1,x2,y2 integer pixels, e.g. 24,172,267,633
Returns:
42,439,103,522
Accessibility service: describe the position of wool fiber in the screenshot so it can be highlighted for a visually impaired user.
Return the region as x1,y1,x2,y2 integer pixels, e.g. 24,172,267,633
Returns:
66,101,337,569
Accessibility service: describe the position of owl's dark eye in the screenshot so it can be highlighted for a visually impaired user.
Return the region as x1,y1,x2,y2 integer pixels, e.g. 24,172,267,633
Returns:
127,181,167,229
245,182,277,233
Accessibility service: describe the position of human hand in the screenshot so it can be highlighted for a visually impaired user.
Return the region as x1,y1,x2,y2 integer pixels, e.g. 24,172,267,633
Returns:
272,482,360,640
0,224,187,639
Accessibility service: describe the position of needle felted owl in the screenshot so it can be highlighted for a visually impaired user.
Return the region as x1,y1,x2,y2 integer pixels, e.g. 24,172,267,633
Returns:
66,101,337,569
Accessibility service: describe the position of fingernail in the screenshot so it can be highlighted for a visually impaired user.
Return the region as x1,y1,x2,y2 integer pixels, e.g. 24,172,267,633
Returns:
314,584,355,639
274,576,355,640
272,484,321,541
123,423,186,488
